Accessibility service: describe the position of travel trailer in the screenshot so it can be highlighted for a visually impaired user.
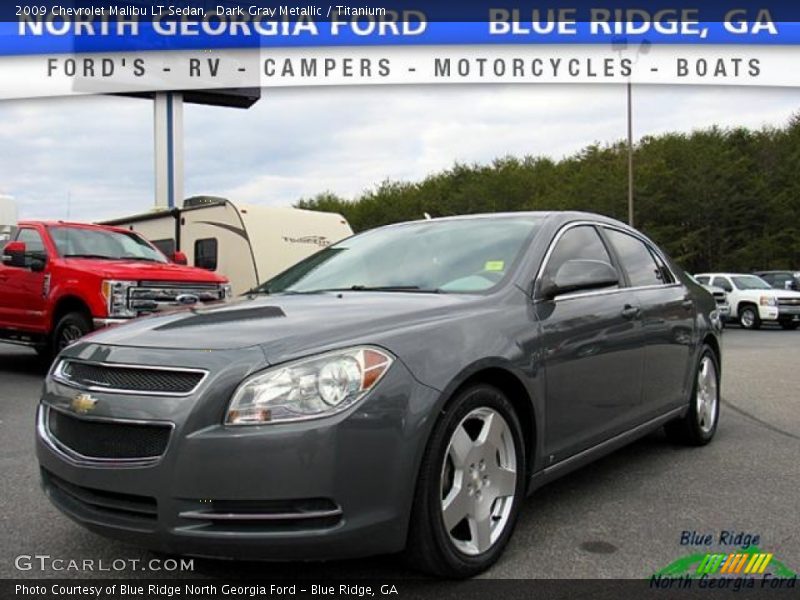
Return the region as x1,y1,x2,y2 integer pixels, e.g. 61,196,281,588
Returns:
0,195,17,243
101,197,353,295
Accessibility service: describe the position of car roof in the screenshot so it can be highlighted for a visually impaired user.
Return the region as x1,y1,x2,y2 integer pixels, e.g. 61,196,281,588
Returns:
386,211,635,231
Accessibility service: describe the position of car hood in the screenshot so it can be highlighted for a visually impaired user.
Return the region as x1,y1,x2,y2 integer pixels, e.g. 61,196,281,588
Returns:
737,288,800,298
83,292,484,356
61,258,227,282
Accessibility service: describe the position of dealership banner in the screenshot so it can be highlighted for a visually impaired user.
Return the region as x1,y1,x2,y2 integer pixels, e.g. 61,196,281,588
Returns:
3,1,800,98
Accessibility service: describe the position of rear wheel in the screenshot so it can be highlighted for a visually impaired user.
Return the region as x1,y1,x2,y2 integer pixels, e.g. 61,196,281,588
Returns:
405,385,525,578
738,304,761,330
665,346,720,446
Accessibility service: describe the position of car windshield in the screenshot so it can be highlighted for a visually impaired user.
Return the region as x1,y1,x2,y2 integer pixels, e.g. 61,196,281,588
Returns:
259,216,544,294
731,275,772,290
49,226,167,263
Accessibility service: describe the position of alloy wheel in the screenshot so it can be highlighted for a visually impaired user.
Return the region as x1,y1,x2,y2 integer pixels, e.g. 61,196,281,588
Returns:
58,324,84,351
696,355,719,434
740,309,755,329
440,407,518,556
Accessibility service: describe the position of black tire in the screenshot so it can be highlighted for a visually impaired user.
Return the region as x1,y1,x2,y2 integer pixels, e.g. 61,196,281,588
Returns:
780,321,799,330
51,311,92,358
404,385,526,578
665,345,720,446
738,304,761,330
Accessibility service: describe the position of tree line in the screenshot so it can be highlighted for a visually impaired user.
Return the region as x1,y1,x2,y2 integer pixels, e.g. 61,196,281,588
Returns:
297,115,800,273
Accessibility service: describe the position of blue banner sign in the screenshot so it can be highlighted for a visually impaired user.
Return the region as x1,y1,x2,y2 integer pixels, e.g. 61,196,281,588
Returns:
1,2,798,56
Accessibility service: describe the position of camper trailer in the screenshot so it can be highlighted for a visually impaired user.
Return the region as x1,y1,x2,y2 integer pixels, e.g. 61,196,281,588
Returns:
0,195,18,243
102,197,353,295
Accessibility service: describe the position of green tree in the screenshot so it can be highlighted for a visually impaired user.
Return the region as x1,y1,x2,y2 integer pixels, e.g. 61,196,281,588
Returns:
296,116,800,273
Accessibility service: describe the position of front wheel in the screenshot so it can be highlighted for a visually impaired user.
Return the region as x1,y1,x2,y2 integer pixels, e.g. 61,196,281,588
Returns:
405,385,526,578
665,346,720,446
738,305,761,330
51,312,92,358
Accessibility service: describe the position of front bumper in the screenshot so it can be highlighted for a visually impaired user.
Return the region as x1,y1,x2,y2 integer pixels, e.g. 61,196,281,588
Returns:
758,305,779,320
36,343,440,560
778,305,800,321
92,317,128,329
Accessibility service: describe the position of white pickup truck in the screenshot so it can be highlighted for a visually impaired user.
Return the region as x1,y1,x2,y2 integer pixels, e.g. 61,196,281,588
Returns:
695,273,800,330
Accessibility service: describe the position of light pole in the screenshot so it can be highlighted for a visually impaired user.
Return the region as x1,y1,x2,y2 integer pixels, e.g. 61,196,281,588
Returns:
615,40,650,227
627,80,634,227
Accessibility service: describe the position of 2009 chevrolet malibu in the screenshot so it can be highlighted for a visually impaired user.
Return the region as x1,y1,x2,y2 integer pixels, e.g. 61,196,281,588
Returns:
37,212,722,577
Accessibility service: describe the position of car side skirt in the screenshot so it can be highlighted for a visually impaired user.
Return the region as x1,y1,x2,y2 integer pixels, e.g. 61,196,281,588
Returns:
527,406,686,494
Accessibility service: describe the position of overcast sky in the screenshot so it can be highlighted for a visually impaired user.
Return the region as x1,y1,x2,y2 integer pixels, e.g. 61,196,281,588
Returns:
2,84,800,222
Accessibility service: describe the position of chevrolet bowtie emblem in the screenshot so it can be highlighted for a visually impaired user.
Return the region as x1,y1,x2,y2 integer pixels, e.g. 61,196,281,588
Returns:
70,393,98,415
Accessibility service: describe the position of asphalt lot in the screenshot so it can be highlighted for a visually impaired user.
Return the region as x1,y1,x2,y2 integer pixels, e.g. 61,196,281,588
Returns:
1,327,798,580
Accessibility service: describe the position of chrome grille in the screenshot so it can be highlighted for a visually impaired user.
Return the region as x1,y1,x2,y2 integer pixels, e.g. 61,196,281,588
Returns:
129,282,225,313
712,291,727,305
55,360,206,396
778,297,800,306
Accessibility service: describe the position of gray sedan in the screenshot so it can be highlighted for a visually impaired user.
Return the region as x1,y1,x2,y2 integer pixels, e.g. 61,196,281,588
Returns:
36,211,722,577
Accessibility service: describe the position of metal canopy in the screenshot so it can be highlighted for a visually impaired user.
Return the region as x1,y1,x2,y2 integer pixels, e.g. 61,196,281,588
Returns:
120,88,261,109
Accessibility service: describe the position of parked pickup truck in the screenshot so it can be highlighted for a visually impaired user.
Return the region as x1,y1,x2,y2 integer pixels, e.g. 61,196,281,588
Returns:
0,221,231,357
701,284,731,323
694,272,800,330
753,270,800,292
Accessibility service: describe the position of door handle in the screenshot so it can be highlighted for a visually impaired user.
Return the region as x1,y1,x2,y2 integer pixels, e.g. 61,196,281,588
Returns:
621,304,641,320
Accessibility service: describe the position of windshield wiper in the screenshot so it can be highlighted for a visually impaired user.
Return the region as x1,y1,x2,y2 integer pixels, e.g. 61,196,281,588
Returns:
120,256,161,262
250,285,442,295
312,285,441,293
349,285,423,292
245,287,270,295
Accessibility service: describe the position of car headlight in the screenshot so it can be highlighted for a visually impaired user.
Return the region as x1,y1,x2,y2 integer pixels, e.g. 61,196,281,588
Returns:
101,280,136,318
226,346,394,425
759,296,777,307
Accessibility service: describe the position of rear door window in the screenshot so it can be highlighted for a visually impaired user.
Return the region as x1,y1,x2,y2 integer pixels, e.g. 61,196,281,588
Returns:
604,229,663,287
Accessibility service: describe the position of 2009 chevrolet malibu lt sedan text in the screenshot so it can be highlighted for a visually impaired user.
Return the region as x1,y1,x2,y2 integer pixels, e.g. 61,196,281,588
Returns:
36,212,722,577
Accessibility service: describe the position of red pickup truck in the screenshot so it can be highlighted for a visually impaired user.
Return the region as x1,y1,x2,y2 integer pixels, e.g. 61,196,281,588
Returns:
0,221,231,358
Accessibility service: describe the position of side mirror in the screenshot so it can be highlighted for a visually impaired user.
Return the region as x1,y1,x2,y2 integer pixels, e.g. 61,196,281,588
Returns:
539,259,619,300
2,241,26,268
171,250,188,265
